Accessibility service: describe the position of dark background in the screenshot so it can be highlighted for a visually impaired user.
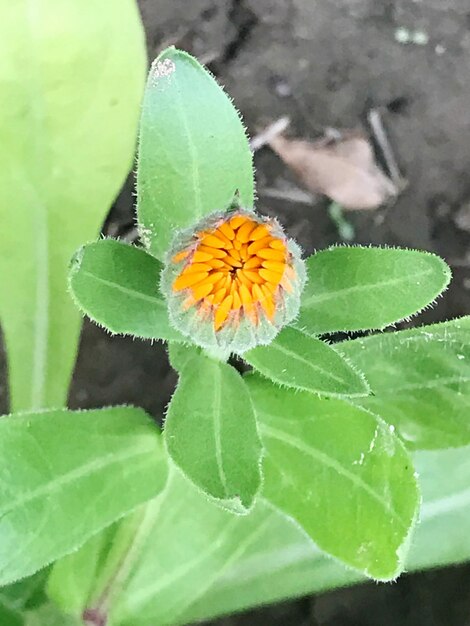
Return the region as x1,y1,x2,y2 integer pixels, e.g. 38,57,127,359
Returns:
7,1,470,624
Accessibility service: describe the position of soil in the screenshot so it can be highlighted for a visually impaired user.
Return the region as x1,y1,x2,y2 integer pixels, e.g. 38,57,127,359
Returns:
4,1,470,625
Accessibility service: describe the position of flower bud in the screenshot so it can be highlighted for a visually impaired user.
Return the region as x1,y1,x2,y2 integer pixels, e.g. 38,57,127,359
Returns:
161,209,306,353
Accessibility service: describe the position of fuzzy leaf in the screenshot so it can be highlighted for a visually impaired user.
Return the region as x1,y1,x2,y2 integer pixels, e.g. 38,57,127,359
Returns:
297,246,451,335
340,317,470,449
185,445,470,623
69,239,183,341
137,47,254,260
0,407,167,586
46,444,470,626
0,0,146,411
244,326,369,397
164,355,262,513
247,375,419,580
167,343,201,372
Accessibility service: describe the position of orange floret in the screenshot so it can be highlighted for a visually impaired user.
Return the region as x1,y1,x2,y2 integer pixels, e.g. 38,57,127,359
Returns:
171,212,295,332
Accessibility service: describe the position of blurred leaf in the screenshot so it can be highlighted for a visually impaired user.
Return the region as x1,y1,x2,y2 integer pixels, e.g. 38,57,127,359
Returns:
269,131,397,210
115,474,275,626
0,0,146,411
48,496,168,625
405,445,470,569
340,317,470,449
247,375,419,580
297,246,451,335
25,603,79,626
165,354,262,513
48,499,166,625
0,601,23,626
0,571,48,612
137,47,254,261
47,529,111,619
69,239,183,342
244,326,369,397
48,444,470,626
0,406,167,586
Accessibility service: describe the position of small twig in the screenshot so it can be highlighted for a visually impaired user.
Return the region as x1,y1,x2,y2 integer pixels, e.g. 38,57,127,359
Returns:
368,108,407,191
259,186,315,205
250,116,290,152
82,608,107,626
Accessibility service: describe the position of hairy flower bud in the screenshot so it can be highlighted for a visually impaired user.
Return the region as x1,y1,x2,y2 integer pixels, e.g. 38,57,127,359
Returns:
161,209,306,352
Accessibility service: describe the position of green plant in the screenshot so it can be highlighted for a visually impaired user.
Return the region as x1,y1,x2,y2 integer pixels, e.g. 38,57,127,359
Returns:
0,16,469,626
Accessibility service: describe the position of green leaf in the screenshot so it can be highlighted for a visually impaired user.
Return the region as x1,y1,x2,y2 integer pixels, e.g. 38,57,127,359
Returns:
48,494,167,624
167,342,201,372
136,47,254,261
0,571,48,612
340,317,470,449
69,239,183,342
405,445,470,570
246,375,419,580
25,604,79,626
114,472,277,626
48,445,470,626
297,246,451,335
244,326,369,397
47,528,115,619
49,469,280,626
0,406,168,586
182,445,470,624
164,354,262,513
48,440,470,620
0,600,23,626
48,499,164,623
0,0,146,411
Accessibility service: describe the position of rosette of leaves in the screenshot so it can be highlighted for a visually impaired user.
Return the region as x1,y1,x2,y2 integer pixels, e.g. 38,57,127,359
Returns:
1,7,469,625
66,46,463,588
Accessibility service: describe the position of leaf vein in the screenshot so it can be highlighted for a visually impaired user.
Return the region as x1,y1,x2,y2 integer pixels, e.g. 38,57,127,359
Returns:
260,422,407,529
0,442,155,520
301,267,434,309
79,269,165,307
212,364,229,496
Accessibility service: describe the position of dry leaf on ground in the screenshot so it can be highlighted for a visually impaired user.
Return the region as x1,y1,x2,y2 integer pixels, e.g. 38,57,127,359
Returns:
268,131,398,210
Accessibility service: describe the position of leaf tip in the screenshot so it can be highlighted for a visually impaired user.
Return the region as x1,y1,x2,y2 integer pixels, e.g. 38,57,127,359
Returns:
69,245,85,273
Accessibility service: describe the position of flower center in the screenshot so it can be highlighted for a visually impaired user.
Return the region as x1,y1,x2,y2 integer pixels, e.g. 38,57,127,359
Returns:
171,213,295,331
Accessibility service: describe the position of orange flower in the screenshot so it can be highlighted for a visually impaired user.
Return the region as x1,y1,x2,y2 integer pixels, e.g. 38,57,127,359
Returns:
162,210,305,352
